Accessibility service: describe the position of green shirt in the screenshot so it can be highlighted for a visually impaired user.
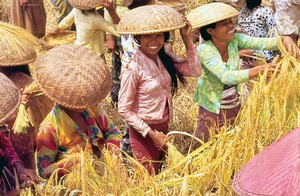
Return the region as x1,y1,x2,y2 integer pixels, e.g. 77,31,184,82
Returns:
194,33,277,114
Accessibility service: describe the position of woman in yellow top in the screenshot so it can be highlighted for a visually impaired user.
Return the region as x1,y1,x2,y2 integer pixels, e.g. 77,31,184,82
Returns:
35,44,121,179
50,0,120,61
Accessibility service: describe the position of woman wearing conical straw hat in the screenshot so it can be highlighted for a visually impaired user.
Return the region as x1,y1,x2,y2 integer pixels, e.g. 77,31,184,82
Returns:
186,2,298,147
117,5,201,175
35,44,121,179
49,0,120,61
0,21,53,170
0,73,39,195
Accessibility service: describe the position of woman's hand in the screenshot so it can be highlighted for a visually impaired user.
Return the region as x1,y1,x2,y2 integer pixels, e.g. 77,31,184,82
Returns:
105,34,116,53
180,16,192,38
20,88,32,109
180,16,194,50
20,0,28,9
48,27,60,35
148,129,167,149
15,162,39,187
281,35,300,59
248,63,278,79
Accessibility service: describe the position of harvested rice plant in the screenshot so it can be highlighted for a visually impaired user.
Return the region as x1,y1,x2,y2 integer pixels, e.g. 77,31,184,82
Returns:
1,0,300,195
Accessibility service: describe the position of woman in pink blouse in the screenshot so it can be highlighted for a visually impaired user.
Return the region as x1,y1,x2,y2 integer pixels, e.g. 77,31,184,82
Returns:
118,5,201,175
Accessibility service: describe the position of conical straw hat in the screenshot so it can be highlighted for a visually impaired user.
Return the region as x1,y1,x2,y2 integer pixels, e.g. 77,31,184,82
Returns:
117,5,185,35
34,44,111,110
0,73,21,123
68,0,105,10
233,127,300,195
186,2,239,29
0,21,38,66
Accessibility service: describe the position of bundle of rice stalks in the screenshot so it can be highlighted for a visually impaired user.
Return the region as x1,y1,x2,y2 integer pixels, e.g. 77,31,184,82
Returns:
13,82,53,134
41,31,76,50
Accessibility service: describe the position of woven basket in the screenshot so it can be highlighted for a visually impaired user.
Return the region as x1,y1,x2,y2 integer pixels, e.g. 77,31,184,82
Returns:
186,2,239,29
41,30,76,50
117,5,185,35
68,0,105,10
233,127,300,195
0,21,38,66
34,44,111,110
0,73,20,123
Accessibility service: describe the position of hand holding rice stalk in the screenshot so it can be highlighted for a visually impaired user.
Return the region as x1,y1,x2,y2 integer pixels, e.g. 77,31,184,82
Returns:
12,82,44,134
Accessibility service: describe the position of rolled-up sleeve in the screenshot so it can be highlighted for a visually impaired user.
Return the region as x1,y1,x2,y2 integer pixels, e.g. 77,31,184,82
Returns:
199,45,249,85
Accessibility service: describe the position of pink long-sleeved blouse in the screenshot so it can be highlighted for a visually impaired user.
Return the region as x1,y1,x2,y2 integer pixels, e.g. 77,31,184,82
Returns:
118,46,201,137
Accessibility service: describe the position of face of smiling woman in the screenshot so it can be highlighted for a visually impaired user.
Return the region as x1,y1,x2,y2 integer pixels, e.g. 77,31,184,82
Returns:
139,33,165,61
208,18,235,43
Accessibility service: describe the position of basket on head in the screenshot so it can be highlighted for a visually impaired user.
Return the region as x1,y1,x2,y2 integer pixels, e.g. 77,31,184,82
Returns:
233,127,300,195
68,0,105,10
41,30,76,50
186,2,239,29
34,44,111,110
0,21,38,66
0,73,21,123
117,5,185,35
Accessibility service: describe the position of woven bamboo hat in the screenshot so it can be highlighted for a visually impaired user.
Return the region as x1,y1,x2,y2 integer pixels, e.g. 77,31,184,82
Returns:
0,73,20,123
34,44,111,110
233,127,300,195
0,21,38,66
117,5,185,35
186,2,239,29
68,0,105,10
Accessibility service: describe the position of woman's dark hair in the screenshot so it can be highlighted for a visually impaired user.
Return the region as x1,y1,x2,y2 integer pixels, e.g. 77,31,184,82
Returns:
134,32,186,95
5,65,31,76
246,0,262,10
81,9,96,15
199,22,216,41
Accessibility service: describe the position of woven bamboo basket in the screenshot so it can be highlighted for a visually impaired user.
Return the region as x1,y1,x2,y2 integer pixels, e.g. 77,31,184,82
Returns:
0,73,20,123
41,30,76,50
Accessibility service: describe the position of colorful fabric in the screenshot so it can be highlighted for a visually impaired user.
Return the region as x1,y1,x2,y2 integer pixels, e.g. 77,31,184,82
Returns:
274,0,300,36
194,33,278,114
111,36,123,104
58,8,119,56
121,34,139,67
118,47,201,137
36,105,121,178
0,131,21,194
238,6,277,61
129,120,168,175
0,132,22,170
10,0,46,38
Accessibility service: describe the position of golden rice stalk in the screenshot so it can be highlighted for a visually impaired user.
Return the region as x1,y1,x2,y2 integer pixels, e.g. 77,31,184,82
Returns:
12,82,53,133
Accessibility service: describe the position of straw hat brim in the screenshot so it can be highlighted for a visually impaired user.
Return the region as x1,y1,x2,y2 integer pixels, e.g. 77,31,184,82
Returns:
117,5,186,35
34,44,111,110
233,127,300,195
186,2,239,29
0,73,21,123
0,21,38,67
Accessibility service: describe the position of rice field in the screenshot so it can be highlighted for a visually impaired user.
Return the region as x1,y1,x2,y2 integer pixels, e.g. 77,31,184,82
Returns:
1,0,300,195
